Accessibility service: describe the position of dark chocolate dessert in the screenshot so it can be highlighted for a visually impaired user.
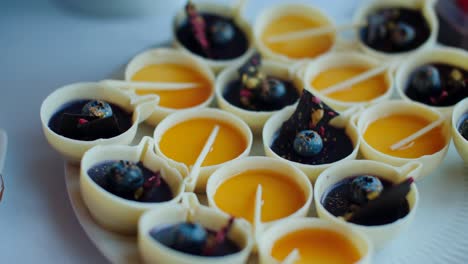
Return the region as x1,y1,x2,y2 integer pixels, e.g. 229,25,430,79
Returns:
322,175,412,226
223,54,299,111
360,7,431,53
271,90,354,165
175,1,249,60
436,0,468,50
48,99,132,141
150,218,240,257
88,160,173,203
405,64,467,107
459,113,468,140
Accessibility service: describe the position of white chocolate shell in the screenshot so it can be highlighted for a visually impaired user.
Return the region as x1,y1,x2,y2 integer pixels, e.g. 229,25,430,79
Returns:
395,47,468,115
138,193,254,264
206,156,313,233
215,59,303,134
257,218,373,264
40,82,158,162
253,3,337,64
303,52,394,112
124,48,216,126
353,0,438,60
452,98,468,163
80,137,185,235
356,100,451,178
153,108,253,193
172,1,255,73
262,105,361,182
314,160,421,249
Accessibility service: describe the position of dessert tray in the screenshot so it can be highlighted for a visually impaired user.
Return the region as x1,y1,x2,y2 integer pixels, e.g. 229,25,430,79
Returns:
65,123,468,264
54,0,468,263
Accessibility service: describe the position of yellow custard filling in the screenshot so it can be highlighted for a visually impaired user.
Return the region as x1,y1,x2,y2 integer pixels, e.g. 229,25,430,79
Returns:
213,169,306,223
131,63,212,109
271,228,362,264
262,15,334,59
312,66,388,102
364,114,446,158
159,118,246,167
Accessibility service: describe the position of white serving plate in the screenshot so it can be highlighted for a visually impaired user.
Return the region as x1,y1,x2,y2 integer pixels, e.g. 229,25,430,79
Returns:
65,122,468,264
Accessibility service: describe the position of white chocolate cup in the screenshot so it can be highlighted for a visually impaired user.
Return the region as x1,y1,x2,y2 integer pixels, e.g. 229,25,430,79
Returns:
395,47,468,115
125,48,216,126
304,52,394,112
172,1,255,73
452,98,468,163
215,59,303,134
80,137,185,235
254,3,337,64
353,0,438,60
153,108,252,193
206,156,313,230
40,82,158,162
314,160,421,249
357,100,451,178
262,105,361,182
257,218,373,264
138,193,254,264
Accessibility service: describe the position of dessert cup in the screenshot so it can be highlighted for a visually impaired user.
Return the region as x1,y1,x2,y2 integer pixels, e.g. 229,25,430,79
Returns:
263,105,361,182
138,193,254,264
257,218,373,264
125,48,216,126
206,156,313,231
357,100,451,178
153,108,252,193
254,3,337,64
216,59,303,134
304,52,394,112
314,160,421,249
452,98,468,163
80,137,185,234
353,0,438,60
395,47,468,115
40,82,157,162
172,1,255,73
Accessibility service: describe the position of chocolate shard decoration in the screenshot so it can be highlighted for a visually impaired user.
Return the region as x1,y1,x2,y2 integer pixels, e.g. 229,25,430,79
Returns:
59,114,99,139
59,113,121,140
186,1,211,57
0,173,4,202
348,177,414,224
79,115,122,140
272,90,339,153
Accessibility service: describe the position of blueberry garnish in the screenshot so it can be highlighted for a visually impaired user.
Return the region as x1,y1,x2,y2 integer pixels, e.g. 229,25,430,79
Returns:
391,22,415,47
106,161,144,198
293,130,323,157
350,175,384,205
409,65,442,97
210,20,235,45
82,100,113,119
162,223,208,255
259,78,287,104
366,14,387,45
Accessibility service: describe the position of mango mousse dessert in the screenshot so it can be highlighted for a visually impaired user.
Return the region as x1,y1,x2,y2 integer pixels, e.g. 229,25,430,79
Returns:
255,4,335,62
131,63,212,110
312,65,388,103
364,114,446,159
271,228,362,264
213,169,306,223
257,218,371,264
159,118,246,167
